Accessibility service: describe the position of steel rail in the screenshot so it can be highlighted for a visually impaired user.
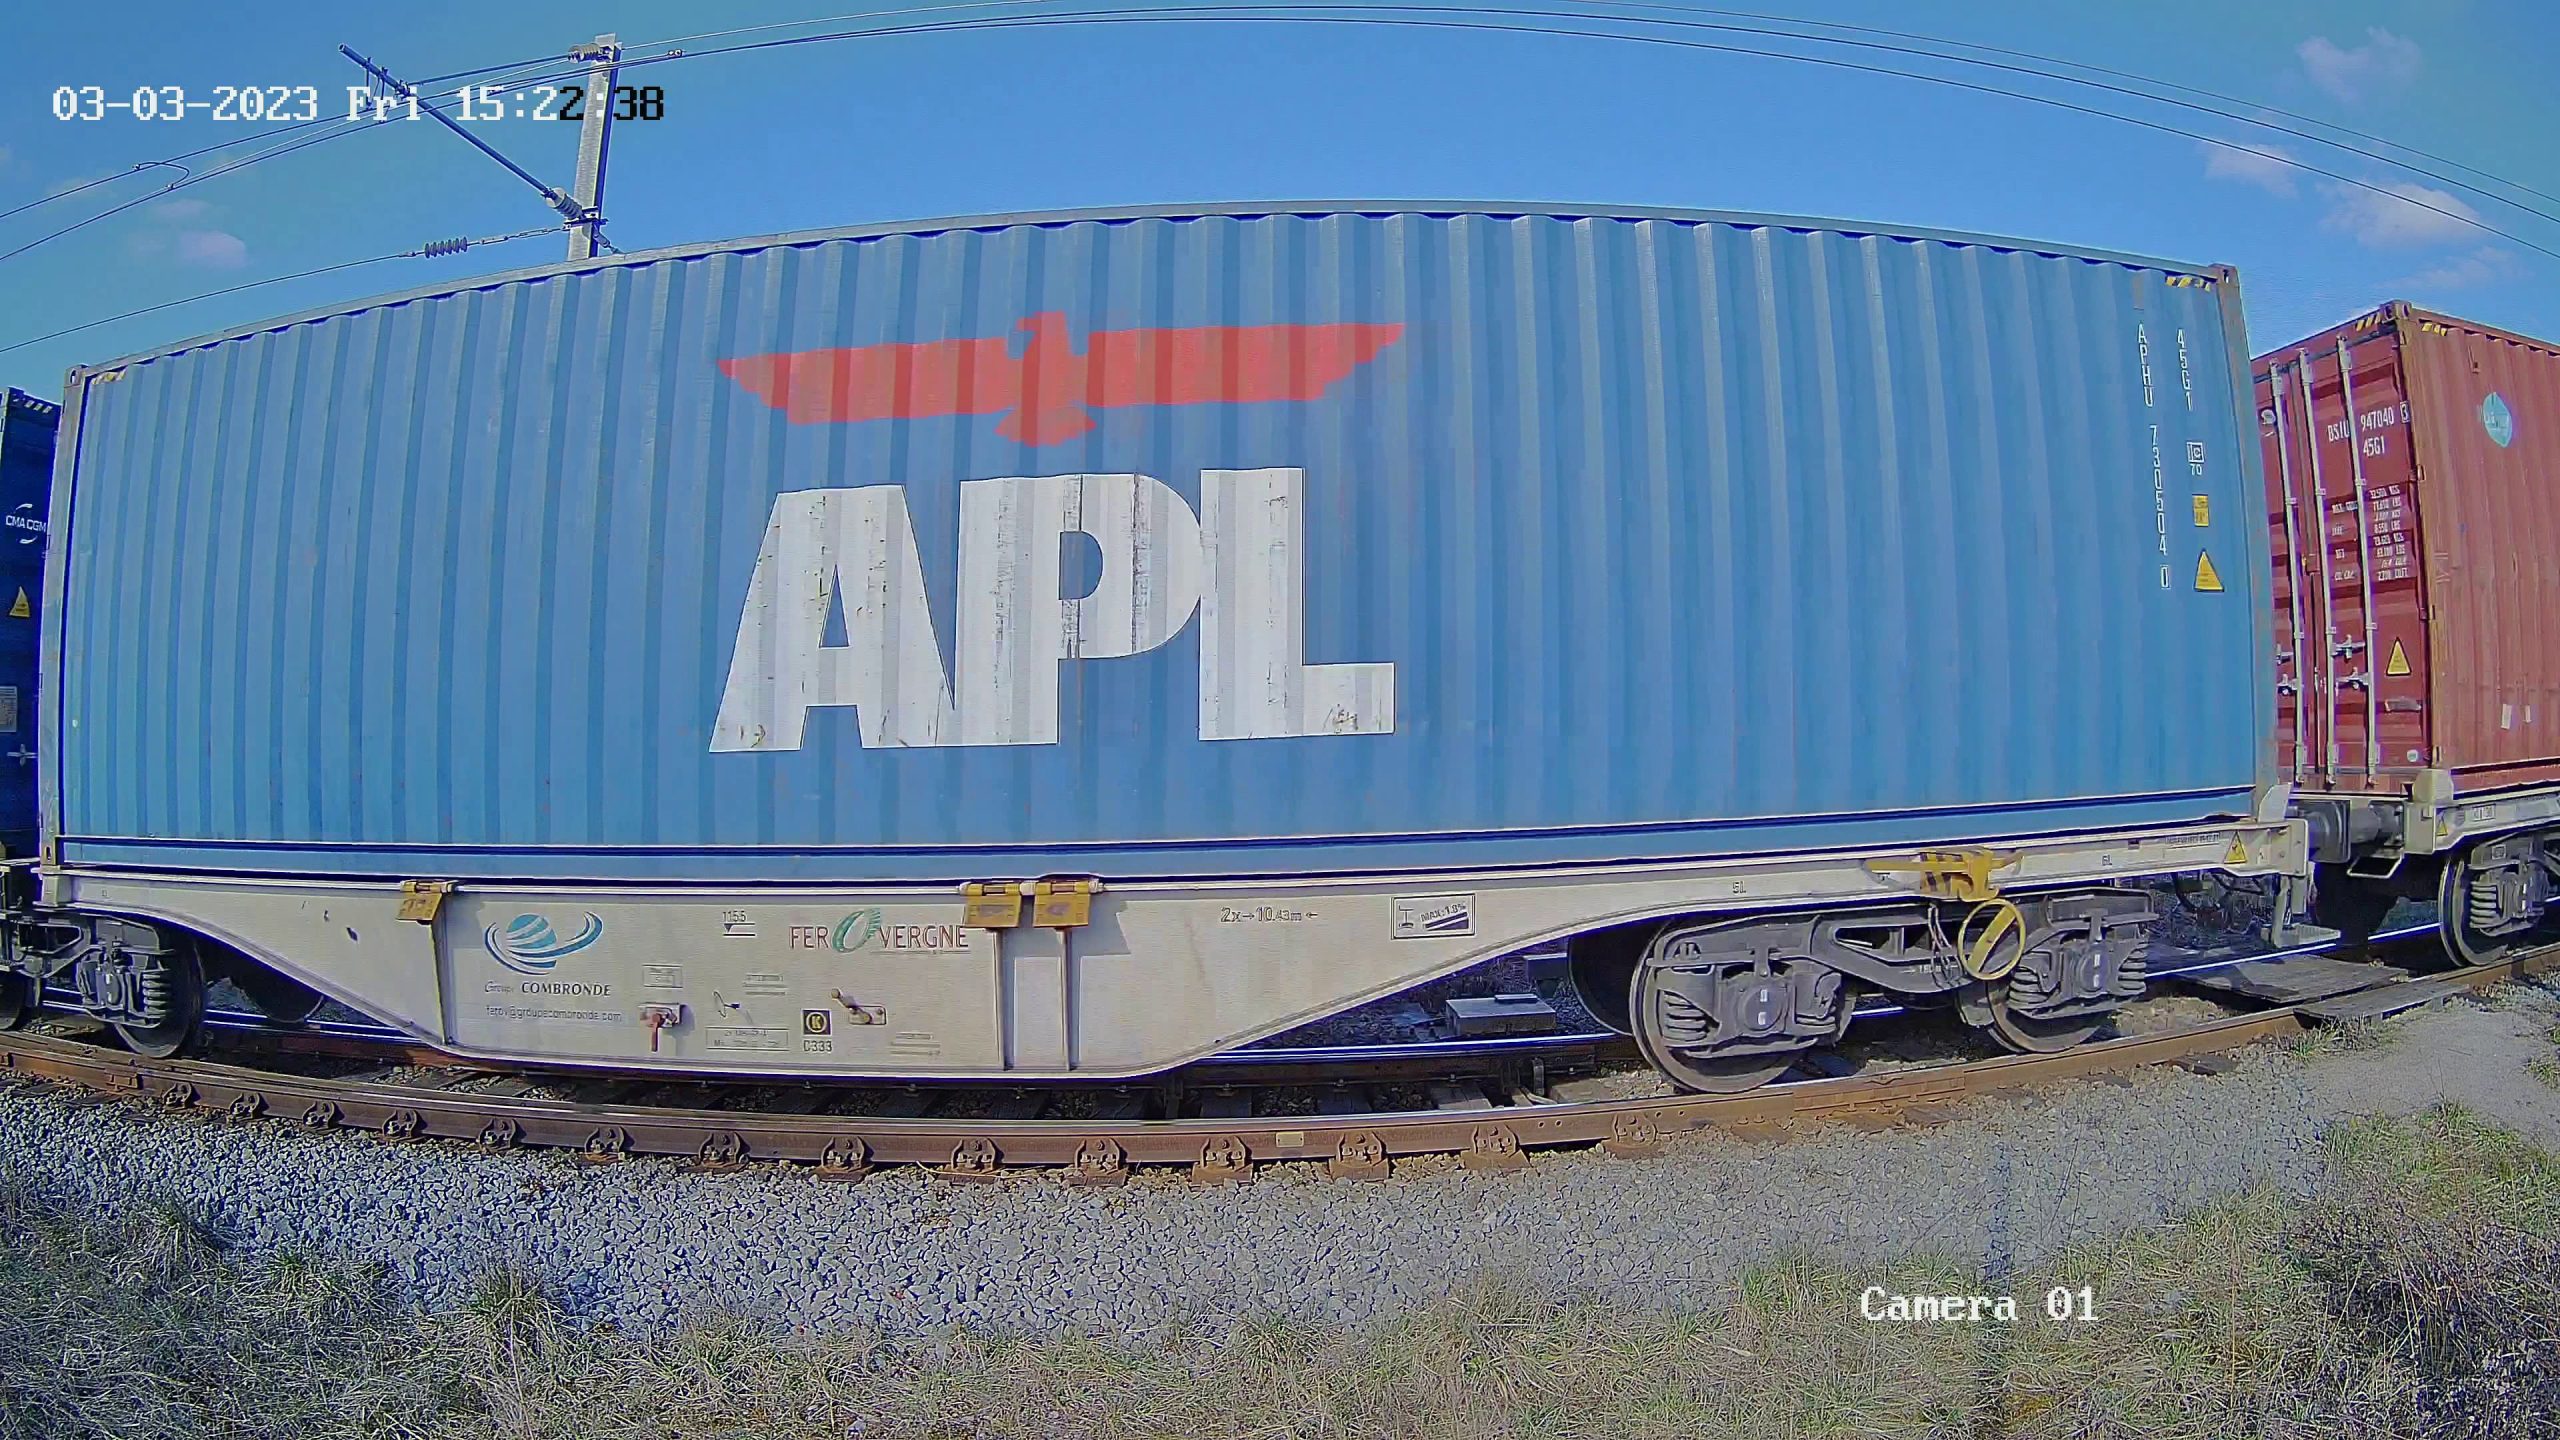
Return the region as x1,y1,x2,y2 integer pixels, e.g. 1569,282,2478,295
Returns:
3,938,2546,1182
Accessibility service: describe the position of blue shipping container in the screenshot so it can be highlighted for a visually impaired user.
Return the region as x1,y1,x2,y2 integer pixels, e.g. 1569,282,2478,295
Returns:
0,390,56,857
45,204,2274,881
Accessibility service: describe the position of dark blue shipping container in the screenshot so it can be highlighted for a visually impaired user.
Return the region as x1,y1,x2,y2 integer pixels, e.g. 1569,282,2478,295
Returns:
0,389,55,856
44,204,2275,882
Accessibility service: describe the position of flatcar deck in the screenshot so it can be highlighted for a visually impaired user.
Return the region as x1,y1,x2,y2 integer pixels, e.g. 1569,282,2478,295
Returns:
3,928,2545,1184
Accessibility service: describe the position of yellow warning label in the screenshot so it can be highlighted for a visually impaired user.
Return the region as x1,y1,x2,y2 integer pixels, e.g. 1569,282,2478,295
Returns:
7,589,27,620
2386,640,2413,677
2194,552,2224,593
2225,838,2250,866
2191,494,2211,527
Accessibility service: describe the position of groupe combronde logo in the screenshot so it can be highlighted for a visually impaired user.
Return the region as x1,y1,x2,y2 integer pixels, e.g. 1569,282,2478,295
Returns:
484,911,605,976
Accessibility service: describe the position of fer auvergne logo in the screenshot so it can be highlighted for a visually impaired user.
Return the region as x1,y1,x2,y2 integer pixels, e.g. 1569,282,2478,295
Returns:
716,311,1404,444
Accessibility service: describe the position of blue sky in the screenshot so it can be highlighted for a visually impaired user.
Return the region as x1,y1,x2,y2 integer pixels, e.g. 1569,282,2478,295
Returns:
3,1,2554,394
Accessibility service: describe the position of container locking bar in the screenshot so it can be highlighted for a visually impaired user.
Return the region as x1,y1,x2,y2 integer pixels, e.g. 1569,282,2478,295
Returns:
1865,849,2019,902
961,881,1026,930
1032,876,1104,929
1869,850,2027,983
396,879,454,923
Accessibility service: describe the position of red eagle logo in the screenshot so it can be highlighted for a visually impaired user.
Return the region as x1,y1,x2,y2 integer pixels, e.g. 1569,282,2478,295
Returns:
717,312,1404,446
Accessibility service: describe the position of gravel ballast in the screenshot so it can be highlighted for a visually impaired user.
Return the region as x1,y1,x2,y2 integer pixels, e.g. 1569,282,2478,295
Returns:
3,981,2554,1339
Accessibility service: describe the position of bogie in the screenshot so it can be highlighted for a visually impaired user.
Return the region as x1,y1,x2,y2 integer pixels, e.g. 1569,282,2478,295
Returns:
2438,829,2560,967
108,943,204,1058
1622,889,2156,1091
0,911,208,1057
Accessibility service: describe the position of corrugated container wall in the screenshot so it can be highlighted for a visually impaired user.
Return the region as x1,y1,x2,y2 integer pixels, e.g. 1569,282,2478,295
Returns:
46,205,2272,882
2256,303,2560,796
0,390,55,856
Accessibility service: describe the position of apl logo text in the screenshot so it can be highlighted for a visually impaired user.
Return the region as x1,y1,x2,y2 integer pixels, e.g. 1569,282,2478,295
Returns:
485,912,605,976
713,468,1396,751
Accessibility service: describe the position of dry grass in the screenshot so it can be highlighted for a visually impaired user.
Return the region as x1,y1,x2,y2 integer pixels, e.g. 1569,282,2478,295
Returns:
2284,1018,2400,1057
4,1106,2556,1440
2295,1107,2560,1432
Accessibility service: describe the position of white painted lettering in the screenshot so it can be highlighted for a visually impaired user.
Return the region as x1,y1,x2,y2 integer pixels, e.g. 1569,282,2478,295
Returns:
1198,468,1396,740
957,473,1202,746
711,487,957,751
712,469,1394,751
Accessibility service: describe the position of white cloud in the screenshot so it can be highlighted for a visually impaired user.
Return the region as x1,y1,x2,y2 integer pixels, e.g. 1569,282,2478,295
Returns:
2391,246,2522,291
2199,139,2298,196
2297,27,2422,104
173,229,248,269
127,203,251,269
2319,180,2481,247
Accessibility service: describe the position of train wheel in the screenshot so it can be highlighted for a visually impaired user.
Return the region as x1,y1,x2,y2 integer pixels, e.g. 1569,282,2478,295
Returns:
111,945,205,1059
1979,982,2109,1055
2309,865,2397,948
2437,840,2559,968
0,971,31,1030
1627,964,1812,1094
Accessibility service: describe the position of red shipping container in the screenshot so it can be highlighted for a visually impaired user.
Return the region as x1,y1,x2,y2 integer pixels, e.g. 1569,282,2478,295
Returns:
2257,304,2560,802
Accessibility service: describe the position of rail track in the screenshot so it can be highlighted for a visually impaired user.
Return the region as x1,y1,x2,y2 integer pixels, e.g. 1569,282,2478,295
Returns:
1,923,2549,1185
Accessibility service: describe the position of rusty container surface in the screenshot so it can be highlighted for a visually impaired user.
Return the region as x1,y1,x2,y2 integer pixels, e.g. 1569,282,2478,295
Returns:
2256,303,2560,798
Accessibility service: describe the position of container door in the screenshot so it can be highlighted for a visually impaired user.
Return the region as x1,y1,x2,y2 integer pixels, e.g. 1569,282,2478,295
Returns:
0,392,54,856
2397,319,2560,788
2259,329,2429,793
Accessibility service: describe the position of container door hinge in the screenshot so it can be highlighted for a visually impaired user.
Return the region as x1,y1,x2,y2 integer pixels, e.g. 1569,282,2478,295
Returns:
396,880,455,923
1032,875,1104,929
962,881,1026,930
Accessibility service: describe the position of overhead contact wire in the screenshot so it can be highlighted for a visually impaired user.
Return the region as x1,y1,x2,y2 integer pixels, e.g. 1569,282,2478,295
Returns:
0,226,559,357
0,54,582,243
1590,0,2560,211
594,5,2560,260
